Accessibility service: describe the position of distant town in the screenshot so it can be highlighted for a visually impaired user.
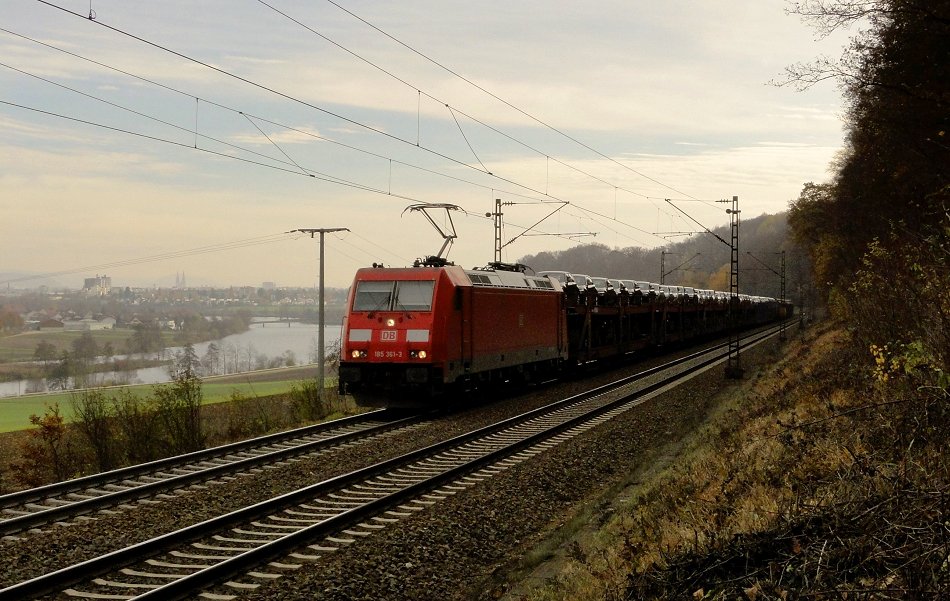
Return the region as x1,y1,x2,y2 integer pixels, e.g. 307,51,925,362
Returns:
0,273,349,336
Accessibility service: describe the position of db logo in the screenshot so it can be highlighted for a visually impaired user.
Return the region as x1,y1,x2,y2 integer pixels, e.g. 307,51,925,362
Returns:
380,330,397,342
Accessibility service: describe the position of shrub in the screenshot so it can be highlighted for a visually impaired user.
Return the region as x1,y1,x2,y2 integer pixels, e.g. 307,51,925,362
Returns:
112,389,161,464
289,380,328,423
11,404,77,487
152,375,203,456
70,389,121,472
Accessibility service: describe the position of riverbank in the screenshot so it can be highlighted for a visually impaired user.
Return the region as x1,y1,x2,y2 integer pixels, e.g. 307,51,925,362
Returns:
0,326,224,385
0,320,340,398
0,357,169,385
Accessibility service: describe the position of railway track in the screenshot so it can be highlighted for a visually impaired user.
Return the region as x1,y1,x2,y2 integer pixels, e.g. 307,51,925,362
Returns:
0,325,783,601
0,409,421,537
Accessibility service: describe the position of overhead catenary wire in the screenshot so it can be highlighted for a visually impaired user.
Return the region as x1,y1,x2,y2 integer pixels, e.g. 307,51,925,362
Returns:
23,3,689,235
241,112,309,176
31,0,515,187
446,104,491,175
21,2,711,248
1,27,559,209
314,0,733,247
0,43,663,251
3,97,615,261
320,0,704,204
261,1,728,244
3,27,695,284
663,198,729,247
0,61,346,185
0,99,394,196
255,0,691,214
24,4,659,247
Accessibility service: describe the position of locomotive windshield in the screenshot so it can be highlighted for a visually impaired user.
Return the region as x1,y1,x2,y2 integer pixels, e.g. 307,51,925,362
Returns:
394,281,435,311
353,281,393,311
353,280,435,312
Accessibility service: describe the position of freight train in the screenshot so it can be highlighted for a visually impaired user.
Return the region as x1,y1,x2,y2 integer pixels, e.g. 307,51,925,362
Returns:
338,262,787,407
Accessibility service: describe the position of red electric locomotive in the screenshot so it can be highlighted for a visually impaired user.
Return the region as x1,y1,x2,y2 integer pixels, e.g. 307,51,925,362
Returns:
338,264,568,407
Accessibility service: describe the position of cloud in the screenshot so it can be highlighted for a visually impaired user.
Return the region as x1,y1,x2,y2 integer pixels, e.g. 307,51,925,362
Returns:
1,0,850,288
230,125,325,146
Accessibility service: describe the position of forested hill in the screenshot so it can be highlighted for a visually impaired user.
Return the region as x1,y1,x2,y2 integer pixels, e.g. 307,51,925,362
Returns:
518,211,808,302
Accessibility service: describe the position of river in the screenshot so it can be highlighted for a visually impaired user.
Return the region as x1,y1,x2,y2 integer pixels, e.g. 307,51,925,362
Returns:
0,320,342,398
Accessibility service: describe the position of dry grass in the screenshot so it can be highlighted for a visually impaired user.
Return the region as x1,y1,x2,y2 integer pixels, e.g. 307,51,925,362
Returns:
0,386,360,493
519,322,948,600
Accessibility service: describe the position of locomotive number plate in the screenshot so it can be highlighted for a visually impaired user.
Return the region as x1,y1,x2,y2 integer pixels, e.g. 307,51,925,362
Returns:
380,330,397,342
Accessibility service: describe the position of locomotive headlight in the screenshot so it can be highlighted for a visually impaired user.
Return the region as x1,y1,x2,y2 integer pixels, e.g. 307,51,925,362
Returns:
417,350,427,359
350,350,367,359
386,318,396,327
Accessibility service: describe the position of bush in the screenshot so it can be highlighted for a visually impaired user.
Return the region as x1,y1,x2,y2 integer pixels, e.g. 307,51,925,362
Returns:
3,375,359,490
289,380,328,423
848,232,950,376
70,389,121,472
220,390,287,440
11,404,78,487
112,389,161,464
152,375,203,456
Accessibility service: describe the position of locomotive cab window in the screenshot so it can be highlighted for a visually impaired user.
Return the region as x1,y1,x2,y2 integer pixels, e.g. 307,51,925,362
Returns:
353,280,394,311
353,280,435,312
394,281,435,311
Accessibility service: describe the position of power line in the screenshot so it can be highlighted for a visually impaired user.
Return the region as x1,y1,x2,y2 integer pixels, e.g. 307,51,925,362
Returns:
341,230,413,265
664,198,729,247
33,2,637,233
23,3,687,246
0,100,388,194
322,0,700,201
0,61,338,180
0,28,554,208
32,0,489,177
257,0,687,213
570,204,660,242
3,96,619,258
1,71,663,251
446,104,491,175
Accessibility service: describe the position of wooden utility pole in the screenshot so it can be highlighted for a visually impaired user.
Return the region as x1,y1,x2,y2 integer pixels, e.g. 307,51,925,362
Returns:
293,227,349,397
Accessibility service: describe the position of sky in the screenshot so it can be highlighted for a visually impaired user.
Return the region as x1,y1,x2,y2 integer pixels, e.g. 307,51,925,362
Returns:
1,0,853,290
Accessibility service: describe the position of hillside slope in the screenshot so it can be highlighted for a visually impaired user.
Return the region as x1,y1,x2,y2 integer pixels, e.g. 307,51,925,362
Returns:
504,321,948,600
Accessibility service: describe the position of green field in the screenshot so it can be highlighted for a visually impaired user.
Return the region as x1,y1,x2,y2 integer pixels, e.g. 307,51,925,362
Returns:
0,366,322,433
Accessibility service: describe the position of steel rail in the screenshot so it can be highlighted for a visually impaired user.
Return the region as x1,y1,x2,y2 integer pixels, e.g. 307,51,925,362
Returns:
0,409,420,535
0,325,782,601
0,409,397,509
135,326,785,601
